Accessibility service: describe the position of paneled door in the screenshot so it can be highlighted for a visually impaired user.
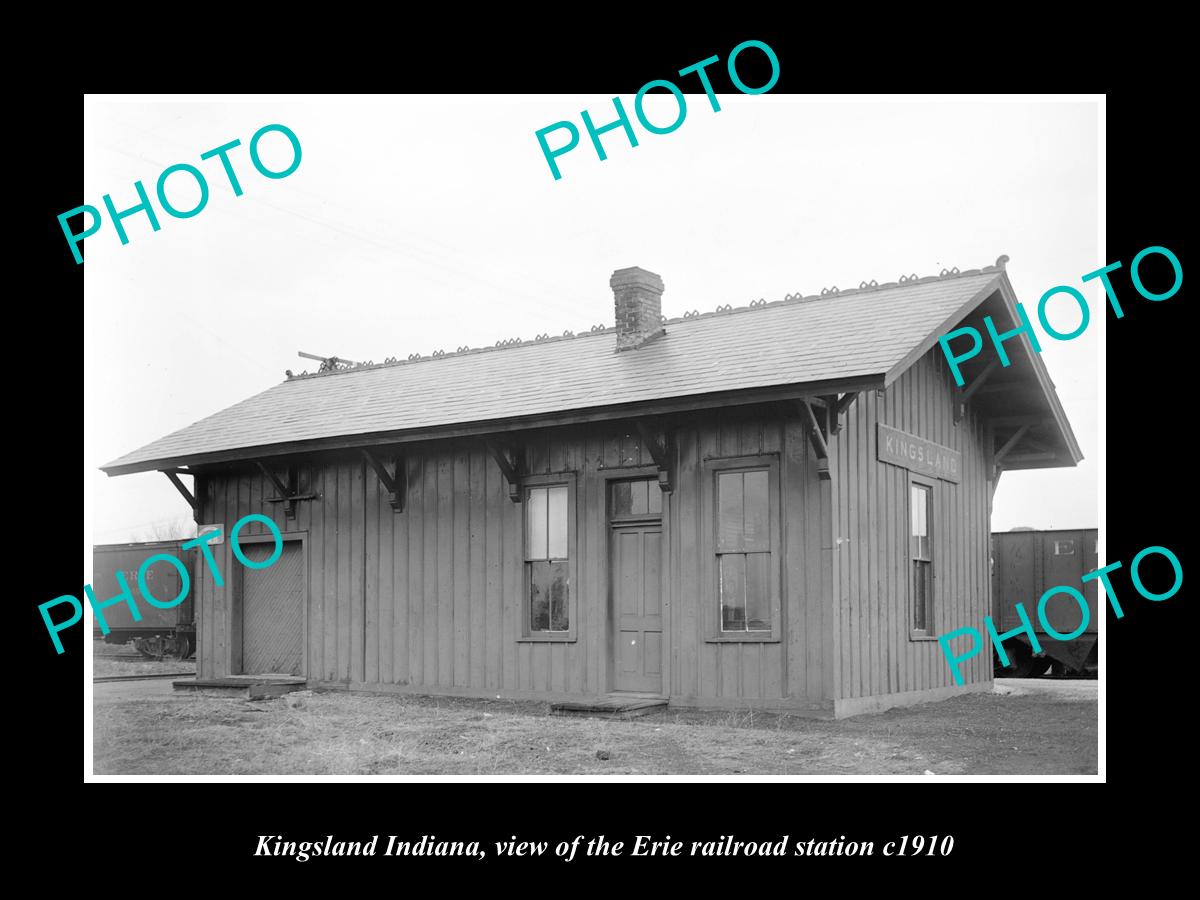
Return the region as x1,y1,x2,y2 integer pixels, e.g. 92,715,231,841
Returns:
610,521,664,693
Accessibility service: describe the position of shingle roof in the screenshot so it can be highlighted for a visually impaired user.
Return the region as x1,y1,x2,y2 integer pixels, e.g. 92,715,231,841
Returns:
103,262,1011,475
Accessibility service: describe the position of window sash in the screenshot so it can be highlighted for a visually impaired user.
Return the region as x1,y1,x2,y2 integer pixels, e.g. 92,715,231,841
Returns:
909,479,933,634
528,559,569,633
912,559,932,632
718,550,773,632
525,485,568,561
703,456,781,642
521,477,576,640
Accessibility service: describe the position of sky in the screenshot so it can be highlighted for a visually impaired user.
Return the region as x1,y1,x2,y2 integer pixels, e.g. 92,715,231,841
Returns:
83,95,1100,545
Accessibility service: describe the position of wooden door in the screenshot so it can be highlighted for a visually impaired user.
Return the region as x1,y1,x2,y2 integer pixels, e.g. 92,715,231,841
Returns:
611,524,663,693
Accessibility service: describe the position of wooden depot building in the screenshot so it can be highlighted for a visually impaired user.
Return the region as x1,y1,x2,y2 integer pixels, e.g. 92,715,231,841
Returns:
102,257,1081,717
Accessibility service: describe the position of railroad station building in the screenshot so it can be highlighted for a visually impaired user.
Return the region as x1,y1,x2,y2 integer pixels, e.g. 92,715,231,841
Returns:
102,257,1081,716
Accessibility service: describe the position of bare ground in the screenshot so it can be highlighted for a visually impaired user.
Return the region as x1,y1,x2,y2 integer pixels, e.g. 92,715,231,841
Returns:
92,640,195,678
93,680,1096,776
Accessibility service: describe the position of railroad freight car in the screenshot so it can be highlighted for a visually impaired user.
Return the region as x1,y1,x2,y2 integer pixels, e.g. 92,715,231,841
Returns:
92,540,196,659
991,528,1098,677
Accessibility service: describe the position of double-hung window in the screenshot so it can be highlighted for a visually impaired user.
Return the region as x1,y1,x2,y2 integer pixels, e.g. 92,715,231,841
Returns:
704,456,782,642
910,477,934,638
522,475,576,641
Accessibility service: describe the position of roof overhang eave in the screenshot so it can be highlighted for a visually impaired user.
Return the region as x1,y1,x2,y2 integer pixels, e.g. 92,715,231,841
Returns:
100,373,888,477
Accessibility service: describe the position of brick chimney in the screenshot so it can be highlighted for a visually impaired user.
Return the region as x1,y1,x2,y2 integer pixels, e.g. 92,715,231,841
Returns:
611,266,665,351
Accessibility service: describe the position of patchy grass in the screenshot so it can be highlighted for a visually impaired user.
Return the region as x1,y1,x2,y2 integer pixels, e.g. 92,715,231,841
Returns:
93,684,1096,776
92,641,195,678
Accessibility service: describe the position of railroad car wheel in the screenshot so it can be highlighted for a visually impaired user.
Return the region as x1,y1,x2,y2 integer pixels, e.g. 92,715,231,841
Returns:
994,646,1036,678
134,637,164,660
1027,657,1052,678
175,637,192,660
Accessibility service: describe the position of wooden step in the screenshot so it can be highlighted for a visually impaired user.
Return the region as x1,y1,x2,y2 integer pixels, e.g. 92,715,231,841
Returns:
173,675,307,699
551,695,668,719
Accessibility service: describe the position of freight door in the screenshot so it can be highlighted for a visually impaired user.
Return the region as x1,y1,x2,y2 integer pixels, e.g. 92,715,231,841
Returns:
240,541,304,675
1040,531,1098,637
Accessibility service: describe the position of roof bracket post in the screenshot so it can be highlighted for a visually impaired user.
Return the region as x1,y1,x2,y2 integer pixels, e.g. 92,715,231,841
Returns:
955,359,999,424
361,449,406,513
993,423,1031,469
255,461,299,519
161,470,198,515
795,399,831,480
634,420,674,493
486,440,524,502
824,393,858,435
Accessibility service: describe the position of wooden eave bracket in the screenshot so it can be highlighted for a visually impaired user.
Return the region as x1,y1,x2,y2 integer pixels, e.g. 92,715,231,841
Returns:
254,461,316,518
822,392,858,435
634,420,675,493
992,423,1030,479
955,360,1000,424
486,440,525,502
796,399,831,480
161,470,197,516
361,449,406,512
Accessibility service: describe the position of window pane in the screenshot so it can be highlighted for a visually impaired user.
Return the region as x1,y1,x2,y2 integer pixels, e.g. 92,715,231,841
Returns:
719,553,747,631
649,483,662,514
745,551,772,630
526,487,547,560
630,479,648,515
913,560,930,631
547,485,568,559
530,561,551,631
612,481,632,517
717,471,744,551
911,485,928,539
911,484,930,560
548,559,569,631
743,469,770,551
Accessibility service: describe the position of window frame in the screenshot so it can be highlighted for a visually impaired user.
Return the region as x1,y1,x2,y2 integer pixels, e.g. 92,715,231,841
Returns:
702,454,783,644
908,473,937,641
518,472,578,643
608,475,665,525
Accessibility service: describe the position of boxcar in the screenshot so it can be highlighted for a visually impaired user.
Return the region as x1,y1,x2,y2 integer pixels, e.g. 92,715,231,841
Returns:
92,540,196,658
991,528,1098,677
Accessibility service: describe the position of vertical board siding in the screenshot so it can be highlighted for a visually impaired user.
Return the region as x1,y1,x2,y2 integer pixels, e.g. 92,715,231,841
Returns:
830,350,993,700
194,409,829,705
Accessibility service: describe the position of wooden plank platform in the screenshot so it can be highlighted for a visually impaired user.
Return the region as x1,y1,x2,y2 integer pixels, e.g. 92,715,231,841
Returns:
173,675,307,699
550,695,668,719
